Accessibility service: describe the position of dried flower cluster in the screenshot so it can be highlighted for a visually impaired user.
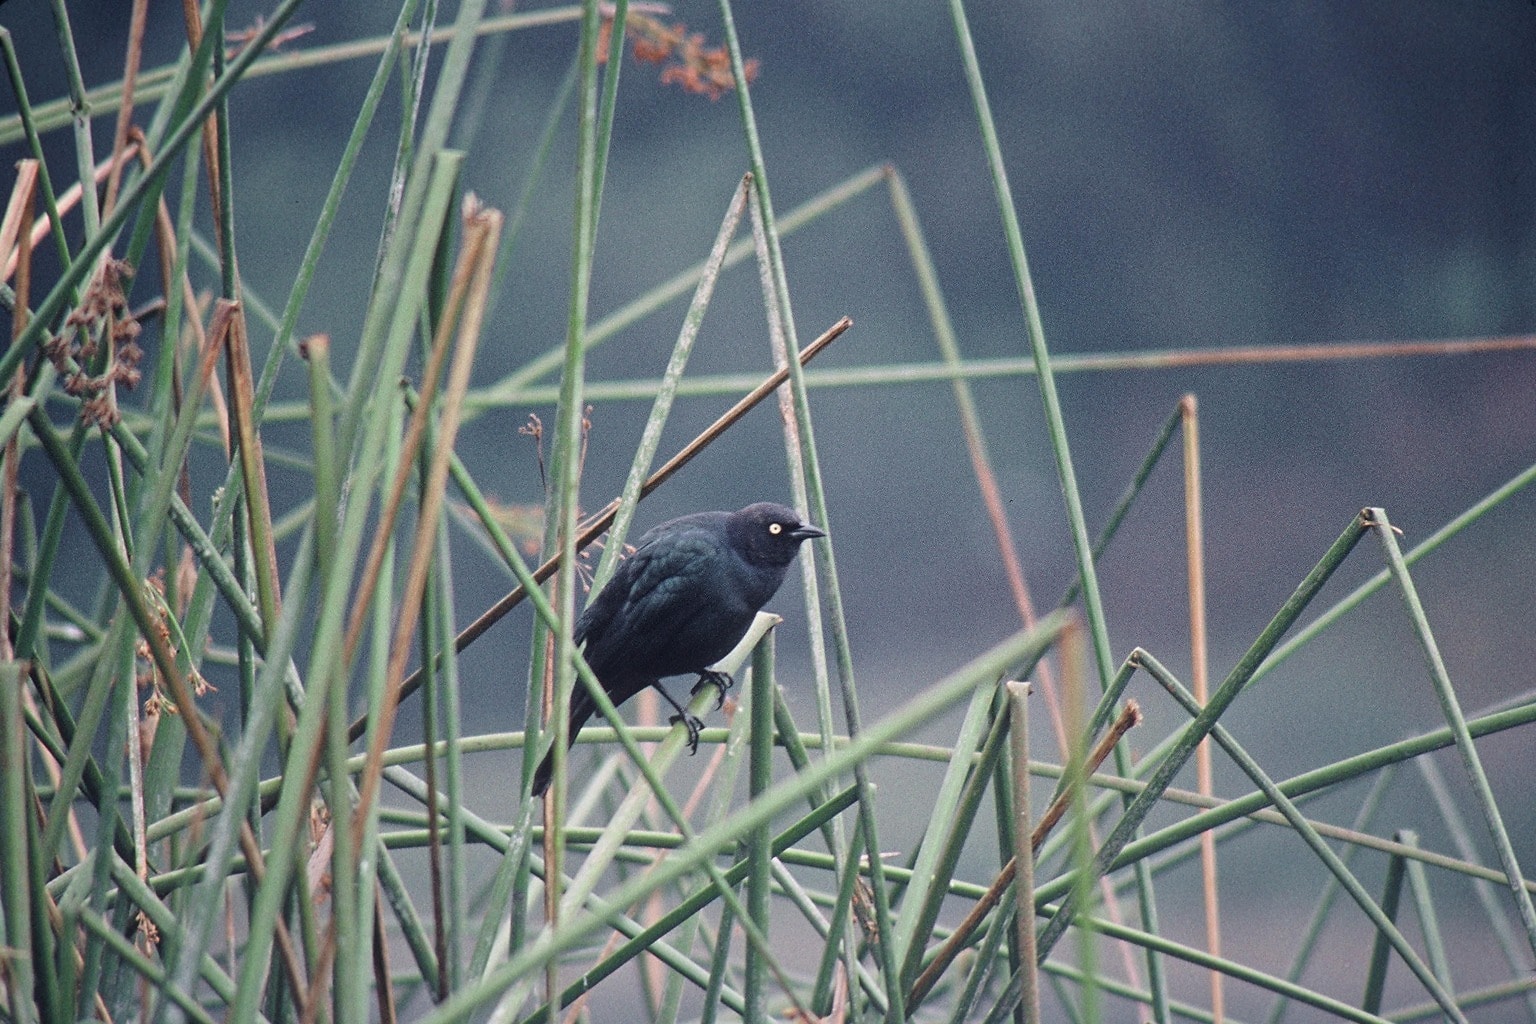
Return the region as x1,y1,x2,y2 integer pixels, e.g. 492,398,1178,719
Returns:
135,911,160,954
603,12,759,100
136,574,215,721
224,15,315,60
49,257,143,427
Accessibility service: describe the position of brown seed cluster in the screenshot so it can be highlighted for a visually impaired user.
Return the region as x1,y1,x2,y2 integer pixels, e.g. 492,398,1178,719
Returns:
603,12,760,101
49,257,144,427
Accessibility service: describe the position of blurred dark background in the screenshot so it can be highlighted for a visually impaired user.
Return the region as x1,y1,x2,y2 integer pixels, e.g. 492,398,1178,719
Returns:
4,1,1535,1015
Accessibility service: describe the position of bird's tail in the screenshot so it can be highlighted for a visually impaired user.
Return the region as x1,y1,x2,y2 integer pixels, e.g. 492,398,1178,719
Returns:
529,694,594,797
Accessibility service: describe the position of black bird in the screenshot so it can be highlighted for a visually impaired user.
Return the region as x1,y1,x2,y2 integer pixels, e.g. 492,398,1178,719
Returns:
530,502,825,796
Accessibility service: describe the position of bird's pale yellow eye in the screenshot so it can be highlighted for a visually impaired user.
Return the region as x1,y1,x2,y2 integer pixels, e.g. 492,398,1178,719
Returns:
768,522,783,535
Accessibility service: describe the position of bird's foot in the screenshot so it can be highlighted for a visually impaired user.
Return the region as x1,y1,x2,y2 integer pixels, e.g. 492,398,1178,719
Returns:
690,669,734,710
669,712,705,755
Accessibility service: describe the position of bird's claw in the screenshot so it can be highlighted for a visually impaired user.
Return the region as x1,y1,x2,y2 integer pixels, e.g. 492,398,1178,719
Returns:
690,669,734,710
669,712,705,754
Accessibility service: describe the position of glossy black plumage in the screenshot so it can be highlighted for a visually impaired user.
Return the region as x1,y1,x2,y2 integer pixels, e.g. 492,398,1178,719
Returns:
530,502,824,796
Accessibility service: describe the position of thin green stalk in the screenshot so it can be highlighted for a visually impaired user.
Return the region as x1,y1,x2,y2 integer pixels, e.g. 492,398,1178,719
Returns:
430,517,467,995
1362,842,1410,1015
469,339,1536,408
148,133,205,458
719,6,896,1016
434,458,541,981
103,428,135,556
659,661,759,1023
1060,629,1101,1024
943,0,1114,745
0,8,593,146
945,3,1172,1014
1060,405,1183,610
0,396,36,452
540,2,603,1002
1414,755,1536,1022
49,0,102,237
374,822,440,996
328,606,361,1024
0,29,74,268
497,54,578,271
948,882,1017,1024
745,632,776,1023
0,0,306,387
349,396,407,1022
547,620,813,1021
153,525,316,1024
982,891,1331,1024
1253,458,1536,689
1032,905,1399,1024
305,337,338,573
1135,648,1468,1024
773,691,859,1012
373,0,437,276
37,620,127,867
70,621,133,1017
75,906,219,1024
589,0,626,250
886,165,1057,741
210,19,238,301
415,201,454,1010
898,684,1016,1001
1263,767,1396,1024
771,858,888,1011
818,829,884,1012
112,420,266,649
1034,511,1370,959
419,616,1069,1024
268,0,427,420
1399,830,1455,990
480,164,885,400
1373,507,1536,958
590,173,752,594
5,567,98,645
532,786,861,1024
20,784,58,1020
1392,978,1536,1024
699,901,737,1024
1089,695,1536,898
24,657,137,872
13,405,94,668
0,661,37,1024
768,689,839,847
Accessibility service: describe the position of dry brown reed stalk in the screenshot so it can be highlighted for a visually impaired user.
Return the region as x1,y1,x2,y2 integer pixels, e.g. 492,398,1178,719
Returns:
1181,394,1223,1023
1,147,140,282
1,161,37,659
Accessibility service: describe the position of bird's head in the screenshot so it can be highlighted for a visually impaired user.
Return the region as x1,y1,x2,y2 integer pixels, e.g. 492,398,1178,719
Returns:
729,502,826,567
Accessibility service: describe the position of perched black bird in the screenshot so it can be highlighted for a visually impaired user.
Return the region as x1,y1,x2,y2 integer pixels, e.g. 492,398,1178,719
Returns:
530,502,825,796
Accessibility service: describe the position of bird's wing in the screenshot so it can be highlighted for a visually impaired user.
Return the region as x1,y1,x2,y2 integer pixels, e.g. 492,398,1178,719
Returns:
574,520,723,667
614,525,722,634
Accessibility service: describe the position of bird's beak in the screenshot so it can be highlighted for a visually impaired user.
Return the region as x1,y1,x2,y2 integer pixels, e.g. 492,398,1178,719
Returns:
791,522,826,541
